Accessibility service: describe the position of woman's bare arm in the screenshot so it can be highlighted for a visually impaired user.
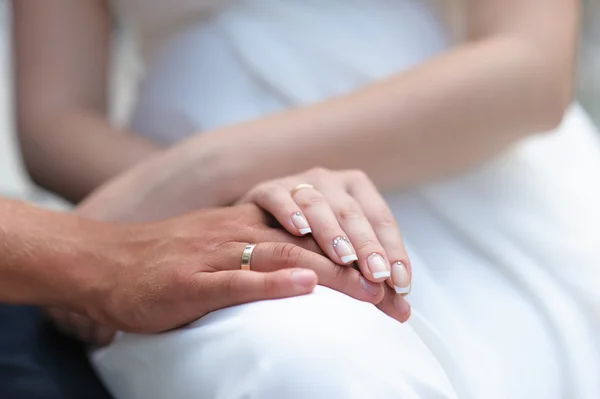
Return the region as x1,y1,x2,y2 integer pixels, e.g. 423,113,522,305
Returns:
12,0,160,203
183,0,578,201
14,0,578,221
78,0,580,221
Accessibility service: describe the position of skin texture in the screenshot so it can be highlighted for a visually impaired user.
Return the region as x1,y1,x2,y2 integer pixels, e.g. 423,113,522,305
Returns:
0,199,410,344
74,168,413,345
13,0,579,211
236,168,412,293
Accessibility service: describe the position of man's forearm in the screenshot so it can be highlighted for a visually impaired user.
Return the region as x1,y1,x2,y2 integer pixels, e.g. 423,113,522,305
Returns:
0,199,108,309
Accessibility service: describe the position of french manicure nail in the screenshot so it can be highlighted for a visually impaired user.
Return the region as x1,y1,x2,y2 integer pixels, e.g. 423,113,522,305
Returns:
332,236,357,263
360,276,381,296
291,211,312,235
367,253,391,280
392,261,411,294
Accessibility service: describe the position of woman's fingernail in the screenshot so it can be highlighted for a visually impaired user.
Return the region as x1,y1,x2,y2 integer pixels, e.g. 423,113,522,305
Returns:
360,276,381,296
333,236,357,263
291,211,312,235
392,261,411,294
367,253,391,280
290,269,317,289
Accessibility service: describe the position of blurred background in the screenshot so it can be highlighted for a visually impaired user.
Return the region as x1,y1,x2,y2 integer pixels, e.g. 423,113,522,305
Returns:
0,0,599,204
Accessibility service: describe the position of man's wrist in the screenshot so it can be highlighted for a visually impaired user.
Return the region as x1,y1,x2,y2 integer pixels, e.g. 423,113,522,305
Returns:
61,219,120,315
0,199,118,312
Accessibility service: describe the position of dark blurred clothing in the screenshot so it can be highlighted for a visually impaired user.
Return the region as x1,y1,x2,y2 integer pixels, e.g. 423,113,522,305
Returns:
0,305,112,399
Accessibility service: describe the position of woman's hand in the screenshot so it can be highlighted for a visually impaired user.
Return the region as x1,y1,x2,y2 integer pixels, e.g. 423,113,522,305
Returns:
237,168,412,295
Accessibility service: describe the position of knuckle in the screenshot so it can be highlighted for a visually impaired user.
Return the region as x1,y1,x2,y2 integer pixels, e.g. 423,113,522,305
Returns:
335,201,364,222
272,243,303,268
171,266,201,296
317,221,336,235
252,183,275,203
354,238,381,253
222,272,242,298
334,267,358,295
296,194,328,211
349,169,369,181
372,211,399,229
233,203,264,226
307,166,331,180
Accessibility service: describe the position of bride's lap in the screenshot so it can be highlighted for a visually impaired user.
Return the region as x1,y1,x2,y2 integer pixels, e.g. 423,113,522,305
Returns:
383,103,600,398
91,286,456,399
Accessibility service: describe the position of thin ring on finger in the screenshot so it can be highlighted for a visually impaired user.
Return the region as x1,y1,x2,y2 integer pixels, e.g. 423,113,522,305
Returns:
247,183,313,236
290,183,315,196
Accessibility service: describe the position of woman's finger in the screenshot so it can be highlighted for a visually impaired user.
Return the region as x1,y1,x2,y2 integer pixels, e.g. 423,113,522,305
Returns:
244,183,312,236
323,191,392,283
291,185,358,265
345,170,412,294
210,241,384,304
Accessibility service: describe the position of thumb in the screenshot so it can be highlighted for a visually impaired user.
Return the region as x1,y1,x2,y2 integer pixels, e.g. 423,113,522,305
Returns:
198,268,317,313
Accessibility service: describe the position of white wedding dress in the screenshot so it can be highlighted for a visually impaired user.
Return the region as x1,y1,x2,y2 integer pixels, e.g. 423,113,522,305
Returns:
92,1,600,398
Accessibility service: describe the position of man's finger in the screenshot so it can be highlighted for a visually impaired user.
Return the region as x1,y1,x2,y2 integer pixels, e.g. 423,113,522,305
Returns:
90,325,117,346
234,202,275,227
198,268,318,313
376,286,412,323
45,308,115,345
215,242,384,304
259,227,324,255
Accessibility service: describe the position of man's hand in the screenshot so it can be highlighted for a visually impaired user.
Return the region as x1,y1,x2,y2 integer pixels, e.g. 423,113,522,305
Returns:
49,204,405,344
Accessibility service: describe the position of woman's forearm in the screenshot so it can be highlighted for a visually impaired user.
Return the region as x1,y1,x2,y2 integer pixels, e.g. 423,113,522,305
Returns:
186,34,574,203
198,0,578,201
81,3,575,220
18,110,161,203
13,0,162,203
72,1,578,221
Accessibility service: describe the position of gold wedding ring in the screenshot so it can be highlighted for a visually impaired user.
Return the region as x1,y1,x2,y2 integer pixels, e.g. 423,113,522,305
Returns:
290,183,315,196
240,244,257,270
